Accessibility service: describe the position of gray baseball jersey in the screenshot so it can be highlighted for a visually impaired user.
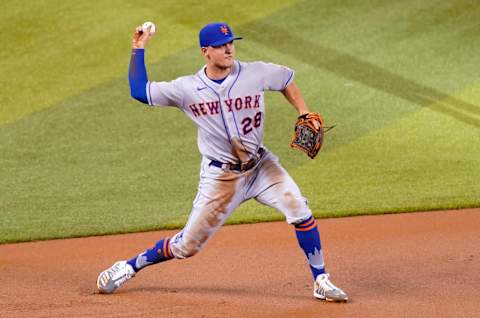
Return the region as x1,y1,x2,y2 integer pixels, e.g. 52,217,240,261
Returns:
146,60,294,163
144,60,311,258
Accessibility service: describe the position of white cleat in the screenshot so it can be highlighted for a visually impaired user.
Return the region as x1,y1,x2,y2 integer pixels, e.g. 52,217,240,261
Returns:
97,260,136,294
313,273,348,302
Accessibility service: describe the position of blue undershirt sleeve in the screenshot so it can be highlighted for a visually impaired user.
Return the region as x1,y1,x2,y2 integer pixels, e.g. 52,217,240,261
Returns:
128,48,149,104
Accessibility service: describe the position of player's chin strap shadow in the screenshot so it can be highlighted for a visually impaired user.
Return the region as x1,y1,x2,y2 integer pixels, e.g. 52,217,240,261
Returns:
324,125,336,133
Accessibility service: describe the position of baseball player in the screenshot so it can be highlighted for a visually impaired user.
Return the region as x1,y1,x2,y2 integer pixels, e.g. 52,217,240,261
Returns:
97,22,348,302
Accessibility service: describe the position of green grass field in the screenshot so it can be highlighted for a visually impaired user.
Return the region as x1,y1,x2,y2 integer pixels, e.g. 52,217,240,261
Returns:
1,0,479,243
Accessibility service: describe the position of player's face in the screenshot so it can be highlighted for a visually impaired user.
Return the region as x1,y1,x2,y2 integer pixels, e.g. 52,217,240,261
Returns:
203,41,235,70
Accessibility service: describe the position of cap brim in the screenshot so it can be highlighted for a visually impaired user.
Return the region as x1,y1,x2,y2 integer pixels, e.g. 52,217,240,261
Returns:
209,36,243,47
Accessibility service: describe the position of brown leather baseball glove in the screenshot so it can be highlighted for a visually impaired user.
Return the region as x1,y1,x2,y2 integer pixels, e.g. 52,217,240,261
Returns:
290,112,334,159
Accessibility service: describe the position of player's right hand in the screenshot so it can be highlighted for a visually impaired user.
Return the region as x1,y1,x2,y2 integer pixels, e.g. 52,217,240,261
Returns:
132,25,154,49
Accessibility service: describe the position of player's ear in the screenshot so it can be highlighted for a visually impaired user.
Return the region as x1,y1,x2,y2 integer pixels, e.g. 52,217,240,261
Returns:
201,47,212,62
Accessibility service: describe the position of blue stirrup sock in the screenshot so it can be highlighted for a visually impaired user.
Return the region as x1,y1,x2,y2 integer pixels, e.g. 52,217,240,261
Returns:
294,215,326,279
127,237,175,272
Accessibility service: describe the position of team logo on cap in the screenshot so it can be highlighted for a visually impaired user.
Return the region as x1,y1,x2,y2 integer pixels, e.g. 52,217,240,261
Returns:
220,25,229,35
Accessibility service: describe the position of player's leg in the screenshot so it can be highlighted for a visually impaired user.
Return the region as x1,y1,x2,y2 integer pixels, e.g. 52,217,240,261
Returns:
169,159,244,259
247,151,325,275
247,151,348,301
97,159,243,293
123,176,241,272
97,238,176,293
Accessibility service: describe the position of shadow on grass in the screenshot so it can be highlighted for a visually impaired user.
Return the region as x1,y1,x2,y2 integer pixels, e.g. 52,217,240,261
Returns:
242,21,480,128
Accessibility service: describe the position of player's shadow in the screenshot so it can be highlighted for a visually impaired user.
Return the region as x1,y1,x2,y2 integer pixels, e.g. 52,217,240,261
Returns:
241,21,480,128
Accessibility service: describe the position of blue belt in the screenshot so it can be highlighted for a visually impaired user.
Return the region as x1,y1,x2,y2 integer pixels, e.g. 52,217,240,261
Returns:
209,147,265,172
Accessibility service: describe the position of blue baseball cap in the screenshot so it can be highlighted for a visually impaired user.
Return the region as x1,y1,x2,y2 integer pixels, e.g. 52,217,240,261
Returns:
199,23,242,47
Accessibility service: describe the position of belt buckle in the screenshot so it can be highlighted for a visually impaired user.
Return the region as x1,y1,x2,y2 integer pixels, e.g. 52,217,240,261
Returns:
240,158,255,172
240,161,250,172
235,148,265,172
224,163,232,172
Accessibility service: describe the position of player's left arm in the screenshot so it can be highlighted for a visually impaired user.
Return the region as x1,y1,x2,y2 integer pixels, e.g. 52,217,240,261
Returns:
281,81,310,116
258,62,310,115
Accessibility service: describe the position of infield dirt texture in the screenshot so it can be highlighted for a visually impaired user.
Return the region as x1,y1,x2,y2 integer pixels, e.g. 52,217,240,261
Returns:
1,209,479,317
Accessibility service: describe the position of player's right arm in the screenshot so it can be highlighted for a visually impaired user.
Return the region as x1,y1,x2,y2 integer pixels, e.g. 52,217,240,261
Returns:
128,25,183,107
129,25,154,104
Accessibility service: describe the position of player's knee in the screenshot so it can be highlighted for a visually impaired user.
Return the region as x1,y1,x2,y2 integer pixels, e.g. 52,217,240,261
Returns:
179,244,200,258
281,192,311,224
171,235,202,259
283,192,309,212
283,191,302,210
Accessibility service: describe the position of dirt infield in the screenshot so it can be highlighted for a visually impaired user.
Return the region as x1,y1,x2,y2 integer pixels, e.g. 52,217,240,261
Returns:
1,209,479,318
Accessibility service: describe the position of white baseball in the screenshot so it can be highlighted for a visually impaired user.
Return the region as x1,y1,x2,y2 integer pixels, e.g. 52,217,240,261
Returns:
142,21,156,35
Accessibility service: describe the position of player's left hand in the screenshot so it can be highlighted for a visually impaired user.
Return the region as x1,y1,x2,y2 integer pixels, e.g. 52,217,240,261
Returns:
290,112,333,159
